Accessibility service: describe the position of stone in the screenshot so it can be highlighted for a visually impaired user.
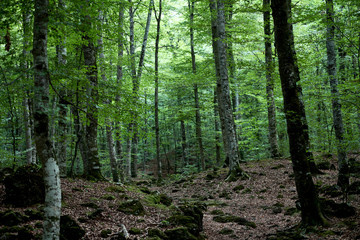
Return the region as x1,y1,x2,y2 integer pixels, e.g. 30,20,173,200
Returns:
4,164,45,207
0,210,28,226
60,215,85,240
164,227,198,240
117,199,146,216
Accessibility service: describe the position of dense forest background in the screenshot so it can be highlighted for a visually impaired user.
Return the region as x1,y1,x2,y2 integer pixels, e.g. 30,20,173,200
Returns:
1,0,360,239
1,0,359,178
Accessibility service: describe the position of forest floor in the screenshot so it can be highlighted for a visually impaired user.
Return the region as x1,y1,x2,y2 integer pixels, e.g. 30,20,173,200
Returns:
1,156,360,239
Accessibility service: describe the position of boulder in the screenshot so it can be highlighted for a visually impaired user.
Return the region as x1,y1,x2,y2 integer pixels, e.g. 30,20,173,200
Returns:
4,164,45,207
60,215,85,240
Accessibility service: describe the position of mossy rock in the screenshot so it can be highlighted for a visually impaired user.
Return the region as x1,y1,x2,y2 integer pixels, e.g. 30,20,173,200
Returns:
271,164,285,169
101,194,116,200
148,228,168,239
129,227,142,235
178,203,206,234
318,184,342,197
105,185,125,193
0,225,34,240
284,207,299,216
117,199,146,216
88,208,104,219
0,210,28,226
348,181,360,194
100,229,112,238
219,191,230,199
80,202,99,209
4,164,45,207
24,209,43,221
232,185,245,192
213,214,256,228
210,209,224,215
164,227,198,240
320,199,356,218
159,193,173,206
219,228,234,235
60,215,85,240
242,188,252,194
205,172,217,181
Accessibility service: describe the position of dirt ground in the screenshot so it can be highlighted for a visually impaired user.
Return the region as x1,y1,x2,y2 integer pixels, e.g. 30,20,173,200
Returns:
1,157,359,239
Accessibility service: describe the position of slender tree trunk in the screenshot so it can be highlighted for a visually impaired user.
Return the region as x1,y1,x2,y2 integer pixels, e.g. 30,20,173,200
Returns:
22,4,34,165
188,0,205,171
155,0,163,179
98,11,119,183
82,8,103,180
209,0,246,180
325,0,349,191
116,4,125,175
214,89,221,166
263,0,280,158
33,0,61,238
271,0,326,226
56,0,68,177
180,120,187,167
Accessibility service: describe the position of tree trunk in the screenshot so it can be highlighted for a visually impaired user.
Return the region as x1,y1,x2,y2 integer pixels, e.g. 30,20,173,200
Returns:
209,0,246,181
155,0,163,179
82,8,102,180
180,120,187,167
106,122,119,182
325,0,349,191
188,0,205,171
214,89,221,166
32,0,61,238
56,0,68,177
263,0,280,158
271,0,326,226
22,4,34,165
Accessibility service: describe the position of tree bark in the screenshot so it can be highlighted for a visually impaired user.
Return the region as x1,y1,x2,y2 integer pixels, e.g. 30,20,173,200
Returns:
56,0,68,177
263,0,281,158
325,0,349,191
33,0,61,238
188,0,205,171
271,0,326,226
209,0,246,180
22,3,34,165
155,0,163,179
81,7,103,180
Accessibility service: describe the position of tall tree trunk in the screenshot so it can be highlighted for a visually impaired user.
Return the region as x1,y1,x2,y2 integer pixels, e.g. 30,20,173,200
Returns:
325,0,349,191
98,11,120,183
22,3,34,165
188,0,205,171
180,119,187,167
209,0,246,181
214,89,221,166
263,0,280,158
33,0,61,238
81,7,103,180
116,4,125,181
56,0,68,177
271,0,326,226
155,0,163,179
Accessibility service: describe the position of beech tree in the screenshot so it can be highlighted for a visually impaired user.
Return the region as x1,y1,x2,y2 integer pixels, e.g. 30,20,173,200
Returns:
32,0,61,238
271,0,326,226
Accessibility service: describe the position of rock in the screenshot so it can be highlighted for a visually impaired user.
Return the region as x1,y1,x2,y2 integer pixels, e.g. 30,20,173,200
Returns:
100,229,112,238
318,184,342,197
213,214,256,228
129,227,142,235
178,203,206,235
0,225,34,240
210,209,224,215
88,208,104,219
219,228,234,235
60,215,85,240
105,185,125,193
349,181,360,194
140,187,152,194
24,209,44,220
80,202,99,209
4,164,45,207
159,193,173,206
321,199,356,218
0,210,28,226
148,228,168,239
117,199,146,216
0,167,13,183
164,227,198,240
